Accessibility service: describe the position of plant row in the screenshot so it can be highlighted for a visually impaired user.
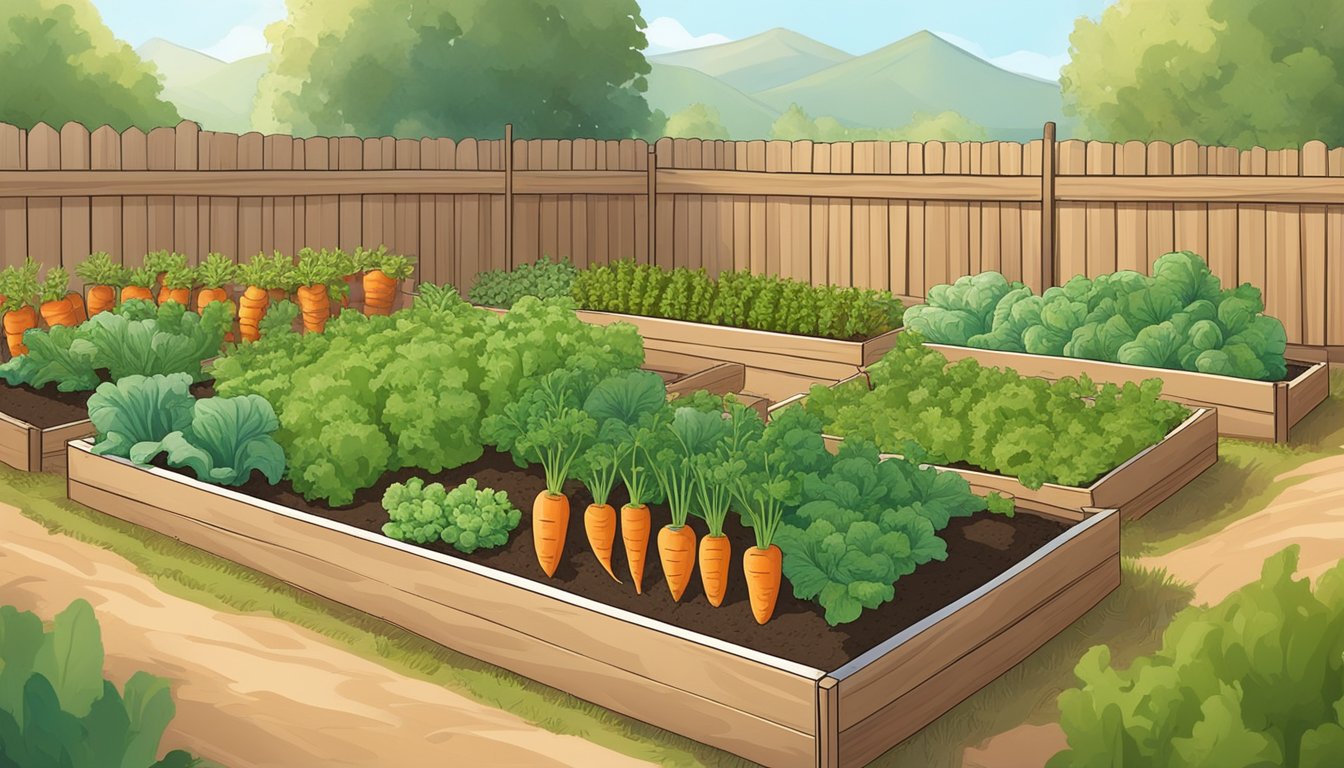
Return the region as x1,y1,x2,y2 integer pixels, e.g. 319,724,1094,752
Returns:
0,246,414,355
91,292,1004,627
904,250,1289,381
468,257,906,340
0,599,198,768
801,332,1192,489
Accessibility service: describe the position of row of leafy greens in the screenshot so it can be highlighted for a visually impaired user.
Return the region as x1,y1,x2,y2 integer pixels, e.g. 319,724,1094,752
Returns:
0,299,230,392
904,251,1288,381
470,258,905,340
208,291,644,505
802,333,1191,489
0,598,199,768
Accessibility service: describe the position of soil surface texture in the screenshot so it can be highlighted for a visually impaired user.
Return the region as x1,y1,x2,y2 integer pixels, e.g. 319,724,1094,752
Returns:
219,449,1071,669
0,378,214,429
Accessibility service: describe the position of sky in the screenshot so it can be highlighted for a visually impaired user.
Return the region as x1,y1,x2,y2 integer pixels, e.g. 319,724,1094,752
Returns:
89,0,1112,80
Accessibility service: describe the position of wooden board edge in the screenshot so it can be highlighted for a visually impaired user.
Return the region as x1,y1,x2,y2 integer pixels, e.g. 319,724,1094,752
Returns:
1286,361,1330,432
817,676,840,768
667,361,746,397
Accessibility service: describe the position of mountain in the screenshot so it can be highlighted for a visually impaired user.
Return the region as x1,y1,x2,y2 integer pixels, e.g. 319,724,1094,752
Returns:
137,38,265,133
649,28,852,94
645,63,780,139
753,31,1064,142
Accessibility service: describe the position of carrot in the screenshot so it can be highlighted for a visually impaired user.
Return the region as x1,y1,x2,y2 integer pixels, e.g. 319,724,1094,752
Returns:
698,534,731,608
74,252,124,316
120,265,158,304
621,503,651,594
65,291,87,323
742,545,783,625
532,491,570,578
3,306,37,356
85,284,118,316
657,523,697,602
584,503,620,582
361,251,413,316
237,285,270,342
120,285,154,302
144,250,186,297
195,286,231,309
295,284,331,333
159,265,197,307
38,267,79,328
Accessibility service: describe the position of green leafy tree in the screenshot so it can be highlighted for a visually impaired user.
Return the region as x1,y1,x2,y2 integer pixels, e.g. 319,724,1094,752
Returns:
663,103,729,139
1062,0,1344,148
0,0,180,129
255,0,658,139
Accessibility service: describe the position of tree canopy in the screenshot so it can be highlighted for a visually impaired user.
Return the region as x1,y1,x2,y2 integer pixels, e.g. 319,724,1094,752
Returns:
770,104,987,142
0,0,180,130
254,0,659,139
1061,0,1344,148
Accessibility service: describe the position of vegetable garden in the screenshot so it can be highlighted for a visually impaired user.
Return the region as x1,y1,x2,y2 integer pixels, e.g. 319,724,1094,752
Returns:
0,241,1325,765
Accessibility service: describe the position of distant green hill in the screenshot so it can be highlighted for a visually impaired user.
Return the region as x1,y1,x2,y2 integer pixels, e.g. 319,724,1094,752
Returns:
753,31,1064,142
137,38,265,133
649,27,852,95
645,63,780,140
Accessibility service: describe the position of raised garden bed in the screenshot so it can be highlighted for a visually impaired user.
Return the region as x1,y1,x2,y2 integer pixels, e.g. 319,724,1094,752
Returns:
925,344,1327,443
67,440,1119,767
478,304,903,402
769,375,1218,522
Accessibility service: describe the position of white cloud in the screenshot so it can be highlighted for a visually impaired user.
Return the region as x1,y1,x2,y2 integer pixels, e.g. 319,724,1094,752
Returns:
931,30,1064,82
644,17,732,55
202,25,270,62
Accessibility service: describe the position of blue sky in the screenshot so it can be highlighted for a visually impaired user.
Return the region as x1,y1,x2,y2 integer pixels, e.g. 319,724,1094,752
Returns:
90,0,1112,80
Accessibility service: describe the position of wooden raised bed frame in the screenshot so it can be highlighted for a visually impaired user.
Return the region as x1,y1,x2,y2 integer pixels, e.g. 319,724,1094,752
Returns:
477,304,904,401
0,410,91,473
770,377,1218,522
67,441,1119,768
925,343,1328,442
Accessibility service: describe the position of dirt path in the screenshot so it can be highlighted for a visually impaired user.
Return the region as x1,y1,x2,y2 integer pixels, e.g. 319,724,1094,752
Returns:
1140,454,1344,605
0,504,650,768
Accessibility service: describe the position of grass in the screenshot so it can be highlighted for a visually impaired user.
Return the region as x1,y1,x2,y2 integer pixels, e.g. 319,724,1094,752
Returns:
1,465,747,768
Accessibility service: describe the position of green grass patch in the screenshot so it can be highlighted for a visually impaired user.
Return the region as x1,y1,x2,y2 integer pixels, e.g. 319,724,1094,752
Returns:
2,465,744,768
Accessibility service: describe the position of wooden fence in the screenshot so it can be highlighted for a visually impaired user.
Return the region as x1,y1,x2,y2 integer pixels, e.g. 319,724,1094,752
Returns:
2,121,1344,350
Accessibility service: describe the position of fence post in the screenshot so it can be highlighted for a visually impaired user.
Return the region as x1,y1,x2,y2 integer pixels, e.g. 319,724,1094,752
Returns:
647,145,657,266
504,123,514,268
1041,121,1057,290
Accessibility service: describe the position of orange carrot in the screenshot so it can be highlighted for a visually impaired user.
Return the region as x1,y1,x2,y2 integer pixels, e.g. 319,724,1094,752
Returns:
532,491,570,578
698,534,731,608
40,296,79,328
3,306,37,356
657,523,697,602
238,285,269,342
584,503,620,582
120,285,154,302
195,286,231,309
65,291,87,323
86,285,118,316
362,269,398,315
294,284,331,333
160,287,191,306
621,503,651,594
742,545,783,625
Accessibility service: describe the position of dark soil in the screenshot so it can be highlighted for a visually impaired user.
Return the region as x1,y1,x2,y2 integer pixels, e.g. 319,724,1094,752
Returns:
1284,362,1310,382
0,377,215,429
214,449,1071,669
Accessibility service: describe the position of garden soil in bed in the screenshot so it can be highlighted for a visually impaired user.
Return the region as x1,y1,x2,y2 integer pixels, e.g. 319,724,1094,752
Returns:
205,449,1070,669
1,379,215,429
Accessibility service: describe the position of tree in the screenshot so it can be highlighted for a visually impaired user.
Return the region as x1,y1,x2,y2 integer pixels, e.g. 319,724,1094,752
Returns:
770,103,987,142
254,0,658,139
663,104,729,139
1061,0,1344,148
0,0,180,130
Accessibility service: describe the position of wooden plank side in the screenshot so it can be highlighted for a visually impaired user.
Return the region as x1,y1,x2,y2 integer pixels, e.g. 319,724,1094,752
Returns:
1205,146,1239,287
0,415,32,472
236,132,264,259
1301,141,1328,347
828,143,853,288
121,128,148,265
943,142,971,283
907,144,926,295
1021,142,1043,291
748,140,768,275
88,126,122,261
67,472,818,768
27,123,62,266
0,123,26,268
1172,141,1208,260
1084,141,1117,277
1240,146,1269,305
1055,140,1087,282
1329,148,1344,345
1146,141,1175,271
998,143,1024,286
145,127,176,256
173,122,200,262
1266,149,1303,343
209,132,239,258
838,556,1120,767
59,123,91,269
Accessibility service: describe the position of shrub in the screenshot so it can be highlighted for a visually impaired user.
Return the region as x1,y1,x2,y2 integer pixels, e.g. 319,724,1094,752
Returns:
468,256,577,308
1051,546,1344,768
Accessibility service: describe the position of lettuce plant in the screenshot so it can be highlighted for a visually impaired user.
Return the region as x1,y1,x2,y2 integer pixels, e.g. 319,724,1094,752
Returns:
133,395,286,486
0,599,199,768
382,477,521,553
906,252,1288,380
87,373,196,459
